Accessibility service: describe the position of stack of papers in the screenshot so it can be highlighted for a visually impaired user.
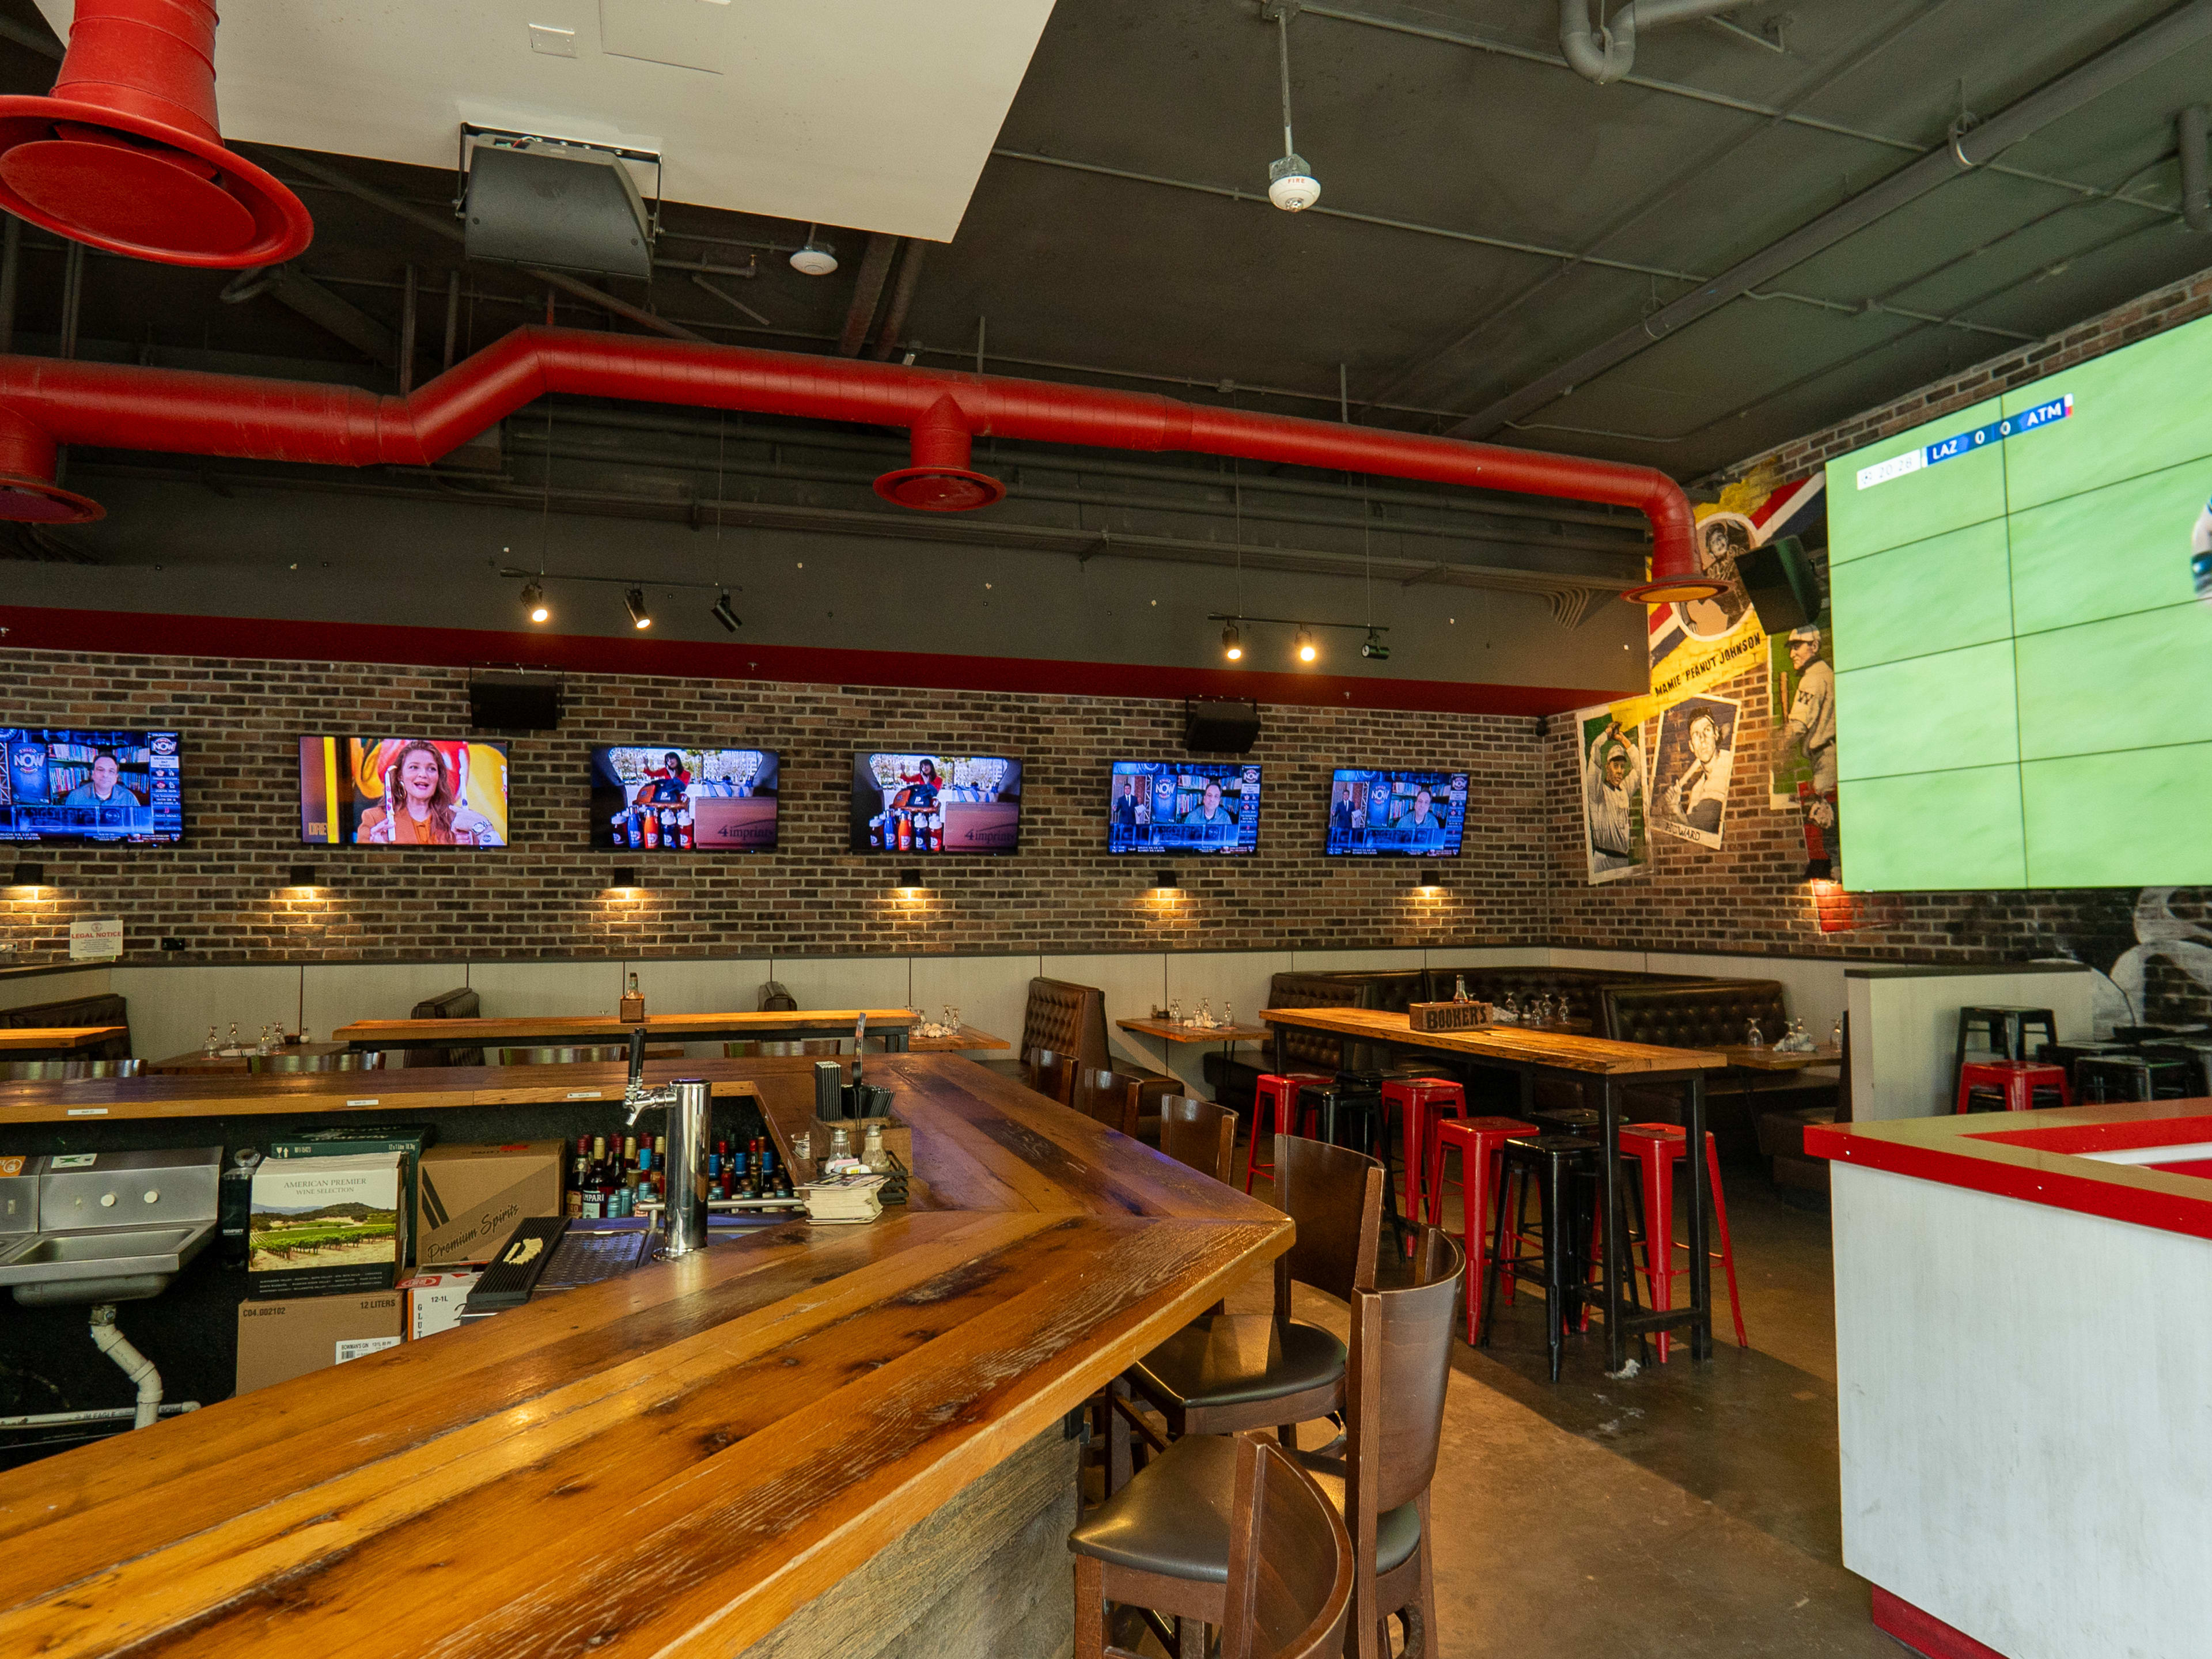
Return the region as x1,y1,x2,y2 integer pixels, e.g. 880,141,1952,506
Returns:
800,1169,886,1226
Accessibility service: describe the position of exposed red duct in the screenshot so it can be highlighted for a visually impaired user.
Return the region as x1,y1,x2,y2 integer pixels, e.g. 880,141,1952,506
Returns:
0,325,1714,603
0,0,311,268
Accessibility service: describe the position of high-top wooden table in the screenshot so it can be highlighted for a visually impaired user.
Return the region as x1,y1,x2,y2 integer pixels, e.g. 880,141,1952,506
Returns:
1260,1005,1725,1374
0,1054,1285,1658
0,1025,128,1058
332,1008,921,1054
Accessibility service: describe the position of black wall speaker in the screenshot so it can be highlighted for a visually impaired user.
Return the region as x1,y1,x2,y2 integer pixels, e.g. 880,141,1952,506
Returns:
1184,699,1261,754
1733,535,1824,635
469,673,563,731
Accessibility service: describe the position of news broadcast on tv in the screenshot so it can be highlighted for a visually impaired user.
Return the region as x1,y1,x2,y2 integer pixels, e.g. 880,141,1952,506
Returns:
298,737,510,847
592,746,779,851
850,752,1022,853
1323,768,1468,857
0,729,181,844
1107,762,1260,854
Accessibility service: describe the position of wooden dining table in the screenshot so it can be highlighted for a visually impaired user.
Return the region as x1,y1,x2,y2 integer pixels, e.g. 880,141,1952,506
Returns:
1260,1005,1726,1374
0,1025,128,1058
332,1008,921,1054
142,1041,352,1075
0,1053,1285,1658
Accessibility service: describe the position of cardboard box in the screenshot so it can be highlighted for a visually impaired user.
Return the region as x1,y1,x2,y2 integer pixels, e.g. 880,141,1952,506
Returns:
234,1291,403,1393
248,1149,404,1298
267,1126,429,1263
415,1141,565,1268
399,1270,482,1340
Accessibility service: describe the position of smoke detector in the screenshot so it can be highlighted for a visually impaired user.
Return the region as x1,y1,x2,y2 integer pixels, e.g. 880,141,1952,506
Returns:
790,226,838,275
1268,154,1320,213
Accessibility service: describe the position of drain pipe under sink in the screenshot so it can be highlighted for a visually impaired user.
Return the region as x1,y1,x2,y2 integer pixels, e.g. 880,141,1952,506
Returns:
88,1304,165,1429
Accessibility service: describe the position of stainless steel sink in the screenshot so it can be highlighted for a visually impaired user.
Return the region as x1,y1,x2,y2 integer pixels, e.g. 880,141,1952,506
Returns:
0,1147,221,1305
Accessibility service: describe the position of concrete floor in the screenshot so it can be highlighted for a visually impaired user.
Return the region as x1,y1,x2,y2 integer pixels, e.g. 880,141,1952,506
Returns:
1178,1164,1901,1659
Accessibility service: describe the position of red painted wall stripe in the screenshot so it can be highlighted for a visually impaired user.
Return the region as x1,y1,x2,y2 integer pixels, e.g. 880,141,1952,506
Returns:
0,604,1618,716
1870,1586,2013,1659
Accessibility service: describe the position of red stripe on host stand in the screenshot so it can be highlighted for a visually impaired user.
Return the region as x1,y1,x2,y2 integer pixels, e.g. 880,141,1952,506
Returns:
0,604,1617,718
1871,1588,2013,1659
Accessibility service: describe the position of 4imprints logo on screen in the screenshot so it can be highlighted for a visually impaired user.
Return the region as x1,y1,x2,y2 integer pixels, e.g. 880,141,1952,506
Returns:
1855,394,2073,490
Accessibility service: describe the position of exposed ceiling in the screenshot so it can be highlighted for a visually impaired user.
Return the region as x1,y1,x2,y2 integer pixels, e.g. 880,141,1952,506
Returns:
3,0,2211,589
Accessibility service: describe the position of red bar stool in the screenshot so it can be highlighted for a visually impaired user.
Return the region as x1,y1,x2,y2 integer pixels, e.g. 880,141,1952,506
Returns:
1955,1059,2070,1113
1618,1122,1748,1363
1426,1115,1538,1342
1243,1071,1325,1191
1384,1075,1465,1234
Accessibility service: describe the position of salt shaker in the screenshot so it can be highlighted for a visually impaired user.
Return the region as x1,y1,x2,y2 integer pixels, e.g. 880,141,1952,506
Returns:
862,1122,890,1172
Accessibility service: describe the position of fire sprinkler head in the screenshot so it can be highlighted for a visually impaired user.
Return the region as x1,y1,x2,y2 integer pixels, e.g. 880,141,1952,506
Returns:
872,466,1007,512
0,1,312,267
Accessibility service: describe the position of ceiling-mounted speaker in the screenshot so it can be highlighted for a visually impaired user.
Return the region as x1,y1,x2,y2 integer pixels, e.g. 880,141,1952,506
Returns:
1734,535,1824,635
463,135,655,282
469,672,562,732
1184,699,1261,755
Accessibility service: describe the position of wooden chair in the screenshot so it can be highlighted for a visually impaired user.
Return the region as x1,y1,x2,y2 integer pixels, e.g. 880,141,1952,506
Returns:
1025,1047,1080,1106
1123,1135,1381,1460
1157,1095,1238,1185
1075,1066,1151,1138
1071,1429,1354,1659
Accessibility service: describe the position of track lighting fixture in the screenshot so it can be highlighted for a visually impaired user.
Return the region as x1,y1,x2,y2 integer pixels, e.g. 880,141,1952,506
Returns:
790,225,838,276
1296,628,1318,664
711,592,741,632
521,580,548,624
1360,628,1391,661
1266,9,1320,211
624,588,652,630
1222,622,1244,661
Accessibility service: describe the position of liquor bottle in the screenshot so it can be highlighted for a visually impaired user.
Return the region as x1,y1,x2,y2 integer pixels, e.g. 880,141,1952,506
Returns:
567,1134,590,1218
729,1141,749,1200
582,1135,609,1218
707,1139,724,1202
636,1139,653,1177
654,1135,666,1173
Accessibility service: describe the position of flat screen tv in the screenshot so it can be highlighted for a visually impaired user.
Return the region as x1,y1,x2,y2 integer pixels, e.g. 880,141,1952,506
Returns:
1323,768,1468,857
1828,308,2212,888
850,752,1022,853
0,729,181,843
298,737,510,847
1108,761,1260,854
592,745,778,851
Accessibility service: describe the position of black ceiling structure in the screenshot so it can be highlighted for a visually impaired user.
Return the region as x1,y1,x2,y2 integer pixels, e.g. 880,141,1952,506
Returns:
1,0,2209,585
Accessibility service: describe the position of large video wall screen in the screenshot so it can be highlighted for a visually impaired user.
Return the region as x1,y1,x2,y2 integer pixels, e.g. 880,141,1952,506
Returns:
1828,311,2212,889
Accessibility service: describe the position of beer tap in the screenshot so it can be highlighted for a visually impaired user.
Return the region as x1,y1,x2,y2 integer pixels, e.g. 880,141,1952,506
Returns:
622,1027,711,1259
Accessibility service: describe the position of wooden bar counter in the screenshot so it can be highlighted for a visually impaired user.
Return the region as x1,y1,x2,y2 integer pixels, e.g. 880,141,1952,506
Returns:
0,1055,1287,1658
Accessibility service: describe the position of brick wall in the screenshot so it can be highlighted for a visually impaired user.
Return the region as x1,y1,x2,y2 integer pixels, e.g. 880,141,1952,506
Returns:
0,648,1546,963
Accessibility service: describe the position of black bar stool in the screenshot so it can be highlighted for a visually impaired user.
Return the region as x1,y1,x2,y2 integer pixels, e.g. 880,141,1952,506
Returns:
1954,1005,2057,1101
1529,1105,1600,1137
1481,1132,1599,1382
2077,1055,2192,1103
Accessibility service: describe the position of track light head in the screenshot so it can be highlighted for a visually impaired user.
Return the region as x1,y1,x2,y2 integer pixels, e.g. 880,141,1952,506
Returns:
1360,628,1390,661
624,587,652,630
710,592,741,632
520,579,548,624
1221,622,1243,661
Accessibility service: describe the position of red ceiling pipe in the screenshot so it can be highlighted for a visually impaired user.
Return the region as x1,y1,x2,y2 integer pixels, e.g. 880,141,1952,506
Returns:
0,0,312,268
0,326,1714,602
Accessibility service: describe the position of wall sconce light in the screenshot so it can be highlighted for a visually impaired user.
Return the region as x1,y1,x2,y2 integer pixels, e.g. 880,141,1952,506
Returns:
9,861,46,892
1409,864,1444,895
893,868,927,897
1809,878,1857,934
1152,868,1183,896
607,866,642,895
286,863,320,891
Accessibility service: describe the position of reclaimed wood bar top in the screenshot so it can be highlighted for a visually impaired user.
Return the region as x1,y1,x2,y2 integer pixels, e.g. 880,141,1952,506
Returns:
0,1025,127,1053
0,1054,1287,1658
0,1058,772,1125
334,1008,920,1049
1260,1005,1726,1074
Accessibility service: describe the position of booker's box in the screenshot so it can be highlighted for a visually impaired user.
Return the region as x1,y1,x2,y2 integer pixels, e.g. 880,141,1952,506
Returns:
248,1149,406,1298
235,1292,403,1393
399,1270,482,1339
415,1141,564,1268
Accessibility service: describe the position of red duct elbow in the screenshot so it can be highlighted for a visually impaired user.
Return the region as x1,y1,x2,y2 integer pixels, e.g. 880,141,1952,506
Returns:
0,326,1702,604
0,0,312,268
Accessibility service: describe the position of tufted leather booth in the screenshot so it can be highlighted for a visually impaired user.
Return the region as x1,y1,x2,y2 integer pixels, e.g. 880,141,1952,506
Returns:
1603,979,1838,1159
2,991,130,1061
402,984,483,1068
1019,976,1112,1074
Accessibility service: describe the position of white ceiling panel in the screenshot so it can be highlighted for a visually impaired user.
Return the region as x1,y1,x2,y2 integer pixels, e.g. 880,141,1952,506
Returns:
34,0,1058,241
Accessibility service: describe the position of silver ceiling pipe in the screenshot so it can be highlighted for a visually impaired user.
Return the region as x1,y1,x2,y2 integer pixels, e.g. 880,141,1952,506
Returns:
1560,0,1759,85
2181,106,2211,232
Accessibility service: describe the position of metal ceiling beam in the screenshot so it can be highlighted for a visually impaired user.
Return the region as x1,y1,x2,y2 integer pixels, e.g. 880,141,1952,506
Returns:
837,233,900,357
994,149,2032,346
1453,0,2212,438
